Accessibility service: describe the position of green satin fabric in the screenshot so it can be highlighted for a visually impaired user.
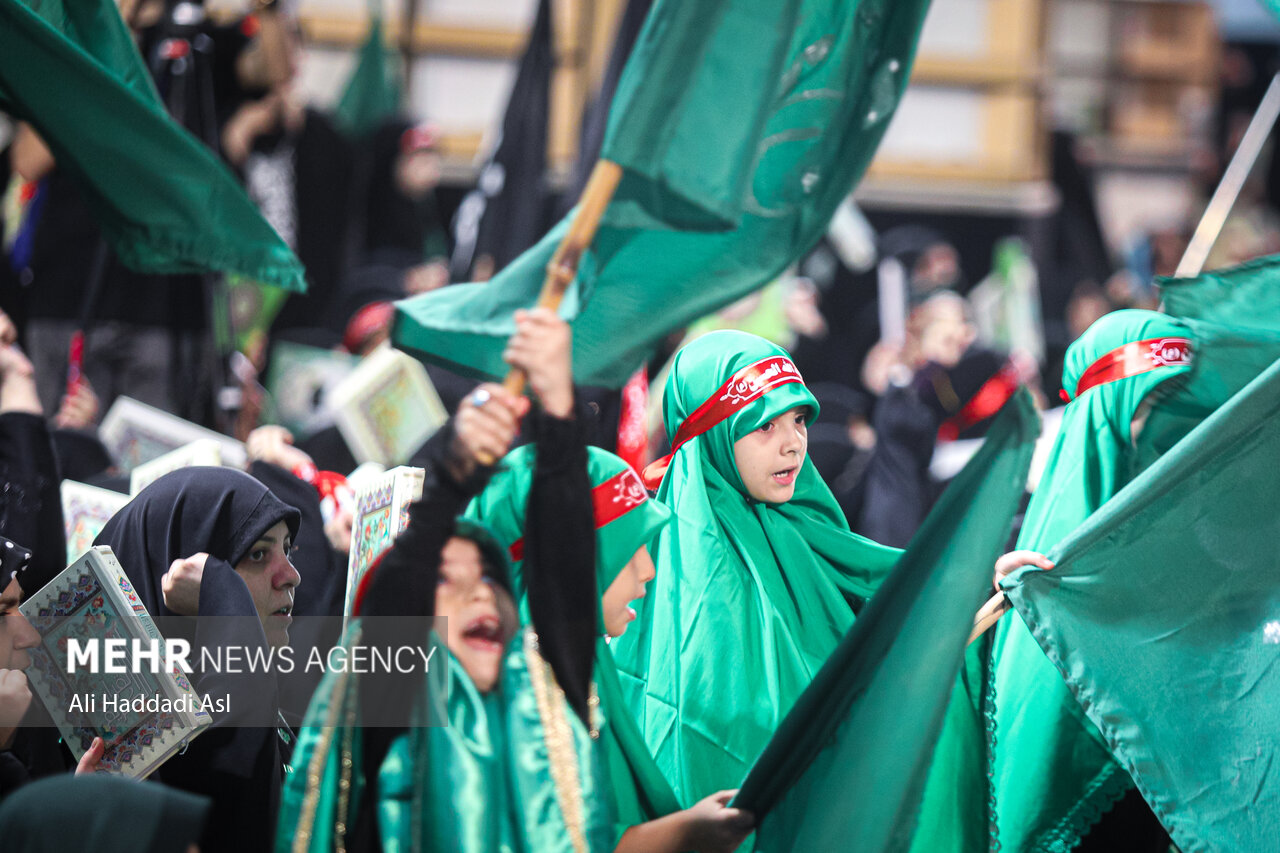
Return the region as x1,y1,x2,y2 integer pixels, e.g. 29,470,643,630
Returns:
279,631,615,852
610,331,901,805
990,310,1195,852
467,446,682,839
465,444,673,627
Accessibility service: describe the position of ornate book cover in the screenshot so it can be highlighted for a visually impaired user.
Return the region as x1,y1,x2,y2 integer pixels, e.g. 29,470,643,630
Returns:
129,439,225,496
343,466,425,625
264,341,358,437
61,481,130,566
20,547,211,779
99,396,247,472
329,345,447,466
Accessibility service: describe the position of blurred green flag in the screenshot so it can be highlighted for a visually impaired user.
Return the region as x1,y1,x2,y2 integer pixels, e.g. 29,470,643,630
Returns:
0,0,305,291
394,0,932,388
333,1,401,138
733,391,1036,852
1003,356,1280,852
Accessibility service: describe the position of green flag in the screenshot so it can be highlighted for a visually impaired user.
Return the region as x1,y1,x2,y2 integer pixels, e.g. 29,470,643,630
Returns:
333,2,401,138
1002,356,1280,852
393,0,932,388
0,0,305,290
733,391,1037,851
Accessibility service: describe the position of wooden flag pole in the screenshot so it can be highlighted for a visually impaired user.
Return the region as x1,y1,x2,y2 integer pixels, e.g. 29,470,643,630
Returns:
471,159,623,465
1175,72,1280,279
500,158,623,396
968,591,1009,646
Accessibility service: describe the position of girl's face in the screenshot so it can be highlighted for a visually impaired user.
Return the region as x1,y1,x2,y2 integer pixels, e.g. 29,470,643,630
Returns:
601,546,655,638
434,537,517,693
732,406,809,503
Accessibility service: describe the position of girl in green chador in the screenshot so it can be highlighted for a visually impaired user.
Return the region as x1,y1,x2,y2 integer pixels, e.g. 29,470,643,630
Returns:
610,330,904,807
278,309,617,853
987,309,1197,851
468,443,755,853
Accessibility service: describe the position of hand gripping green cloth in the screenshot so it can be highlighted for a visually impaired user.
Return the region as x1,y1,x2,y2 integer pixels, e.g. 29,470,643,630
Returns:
609,330,902,805
989,309,1198,851
466,445,682,840
1001,357,1280,852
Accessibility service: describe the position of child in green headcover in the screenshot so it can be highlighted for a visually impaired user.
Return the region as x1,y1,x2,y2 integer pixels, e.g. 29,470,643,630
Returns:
279,308,619,853
468,444,756,853
987,309,1197,851
610,330,905,806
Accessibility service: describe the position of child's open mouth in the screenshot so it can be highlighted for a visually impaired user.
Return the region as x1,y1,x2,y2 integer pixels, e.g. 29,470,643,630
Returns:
771,466,798,486
461,615,504,653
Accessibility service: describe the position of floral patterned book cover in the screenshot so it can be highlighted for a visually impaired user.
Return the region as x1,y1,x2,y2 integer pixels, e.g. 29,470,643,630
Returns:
60,481,129,566
343,466,425,626
330,345,447,467
20,547,211,778
99,396,247,472
128,439,225,496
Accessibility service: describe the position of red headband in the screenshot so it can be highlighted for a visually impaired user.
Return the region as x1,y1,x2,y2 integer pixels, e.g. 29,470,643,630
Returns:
938,360,1022,442
508,466,649,562
641,355,804,487
1060,336,1193,404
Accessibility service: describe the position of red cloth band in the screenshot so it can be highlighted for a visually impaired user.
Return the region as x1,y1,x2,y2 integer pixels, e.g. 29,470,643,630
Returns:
640,355,804,487
509,466,650,562
1062,336,1193,403
937,360,1022,442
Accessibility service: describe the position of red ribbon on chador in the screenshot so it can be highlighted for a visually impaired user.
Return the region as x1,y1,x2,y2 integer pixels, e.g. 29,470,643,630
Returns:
640,355,805,488
509,466,651,562
1060,337,1193,404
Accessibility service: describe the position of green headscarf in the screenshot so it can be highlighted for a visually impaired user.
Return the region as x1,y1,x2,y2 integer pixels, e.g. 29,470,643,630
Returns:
467,445,682,839
610,330,901,805
465,444,673,628
990,309,1195,851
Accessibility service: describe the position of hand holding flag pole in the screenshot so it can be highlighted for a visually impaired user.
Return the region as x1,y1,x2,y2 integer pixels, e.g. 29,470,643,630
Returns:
968,550,1055,646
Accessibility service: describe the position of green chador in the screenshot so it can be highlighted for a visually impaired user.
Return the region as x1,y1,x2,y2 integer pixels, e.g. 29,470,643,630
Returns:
467,444,682,841
610,330,901,805
989,309,1198,850
278,507,615,853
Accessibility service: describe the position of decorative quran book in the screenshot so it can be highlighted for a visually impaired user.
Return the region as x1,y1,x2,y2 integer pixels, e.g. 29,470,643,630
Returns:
129,439,225,496
329,345,447,467
343,466,425,624
264,341,359,437
99,396,247,472
20,547,211,779
61,481,130,566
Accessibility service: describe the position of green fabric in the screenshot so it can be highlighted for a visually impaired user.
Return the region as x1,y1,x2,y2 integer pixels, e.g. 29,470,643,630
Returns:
990,265,1280,852
280,625,612,853
334,3,401,138
610,331,902,805
1002,356,1280,853
391,0,932,388
733,390,1037,852
465,444,672,623
466,445,682,837
990,309,1197,852
0,0,305,290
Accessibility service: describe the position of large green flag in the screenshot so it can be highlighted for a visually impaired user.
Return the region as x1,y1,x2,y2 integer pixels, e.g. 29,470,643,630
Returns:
1002,356,1280,852
333,1,401,138
732,391,1037,851
393,0,931,388
0,0,305,290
